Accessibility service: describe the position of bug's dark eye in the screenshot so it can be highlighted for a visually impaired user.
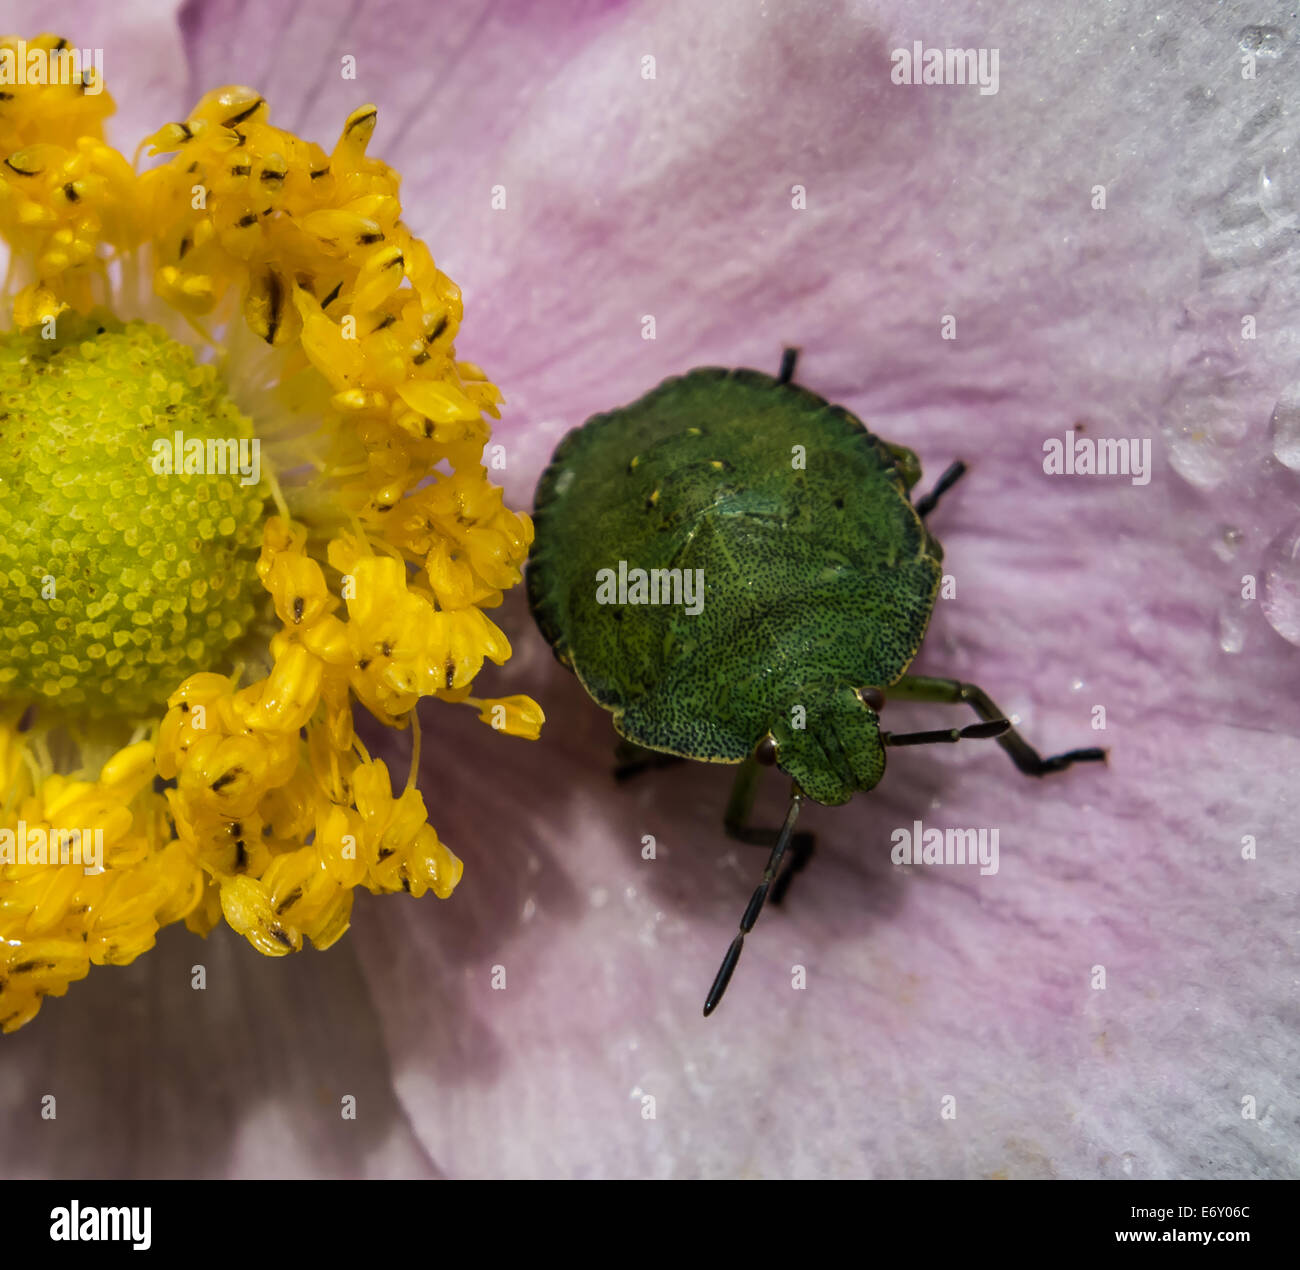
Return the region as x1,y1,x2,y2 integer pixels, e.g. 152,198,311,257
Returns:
754,735,778,766
857,686,886,712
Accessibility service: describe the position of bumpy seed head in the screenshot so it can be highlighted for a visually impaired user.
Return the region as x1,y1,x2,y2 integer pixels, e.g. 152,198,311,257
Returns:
0,314,268,720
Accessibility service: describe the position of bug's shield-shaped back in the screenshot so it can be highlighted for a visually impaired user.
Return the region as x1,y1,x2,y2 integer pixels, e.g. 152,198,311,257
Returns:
769,683,886,806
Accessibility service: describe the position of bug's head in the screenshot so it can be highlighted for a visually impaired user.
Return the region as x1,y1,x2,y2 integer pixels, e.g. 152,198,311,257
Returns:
759,684,886,806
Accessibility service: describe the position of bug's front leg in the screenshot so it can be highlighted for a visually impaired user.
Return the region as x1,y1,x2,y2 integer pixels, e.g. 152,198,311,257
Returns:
887,675,1106,776
724,757,815,904
914,459,967,519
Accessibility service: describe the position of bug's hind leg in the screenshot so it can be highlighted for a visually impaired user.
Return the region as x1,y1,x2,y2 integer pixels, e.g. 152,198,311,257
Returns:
776,347,799,385
613,738,687,782
915,460,967,519
888,675,1107,776
724,758,815,904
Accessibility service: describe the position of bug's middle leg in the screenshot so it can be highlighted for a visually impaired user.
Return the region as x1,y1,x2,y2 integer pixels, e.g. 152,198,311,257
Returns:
724,757,815,904
887,675,1106,776
613,738,687,782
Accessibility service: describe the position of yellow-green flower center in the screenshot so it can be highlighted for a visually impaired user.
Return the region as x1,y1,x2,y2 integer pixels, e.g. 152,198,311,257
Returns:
0,315,267,720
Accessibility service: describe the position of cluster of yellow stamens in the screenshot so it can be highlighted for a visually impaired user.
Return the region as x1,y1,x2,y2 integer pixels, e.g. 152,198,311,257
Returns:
0,36,138,326
0,33,542,1031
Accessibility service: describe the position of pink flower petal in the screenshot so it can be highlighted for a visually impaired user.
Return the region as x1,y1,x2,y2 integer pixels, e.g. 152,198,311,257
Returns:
2,0,1295,1180
338,0,1299,1177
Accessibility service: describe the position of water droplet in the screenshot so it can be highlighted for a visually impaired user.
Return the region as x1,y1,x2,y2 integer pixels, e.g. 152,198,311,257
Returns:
1240,25,1286,58
1212,526,1244,562
1270,385,1300,470
1261,521,1300,646
1183,85,1216,118
1258,157,1299,230
1070,678,1085,692
521,896,537,922
638,911,664,946
1217,604,1247,654
1162,367,1251,489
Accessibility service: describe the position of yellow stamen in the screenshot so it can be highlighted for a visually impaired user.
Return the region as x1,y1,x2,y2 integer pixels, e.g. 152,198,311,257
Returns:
0,35,544,1031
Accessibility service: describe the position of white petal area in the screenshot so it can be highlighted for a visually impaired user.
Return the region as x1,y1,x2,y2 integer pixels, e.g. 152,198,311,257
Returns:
0,924,440,1178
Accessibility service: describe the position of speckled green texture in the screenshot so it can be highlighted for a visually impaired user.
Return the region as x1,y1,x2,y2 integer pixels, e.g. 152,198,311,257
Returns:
0,314,267,720
528,366,944,805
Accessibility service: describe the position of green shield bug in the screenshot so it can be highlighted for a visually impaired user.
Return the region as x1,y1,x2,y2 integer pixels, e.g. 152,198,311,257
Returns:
527,349,1105,1016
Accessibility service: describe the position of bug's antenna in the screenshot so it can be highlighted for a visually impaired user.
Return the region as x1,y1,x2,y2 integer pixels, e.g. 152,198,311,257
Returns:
882,719,1010,747
704,791,803,1017
915,459,967,519
776,347,800,385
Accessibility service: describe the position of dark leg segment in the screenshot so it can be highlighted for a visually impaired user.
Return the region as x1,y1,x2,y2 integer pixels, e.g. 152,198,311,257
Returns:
705,792,804,1017
888,675,1106,776
723,758,815,903
883,719,1010,748
915,460,967,519
777,347,799,385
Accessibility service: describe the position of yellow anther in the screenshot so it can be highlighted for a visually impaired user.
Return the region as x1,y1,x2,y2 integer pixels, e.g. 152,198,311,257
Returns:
334,104,378,159
467,694,546,740
241,642,323,733
395,376,481,426
352,243,406,312
98,741,157,796
0,53,534,1031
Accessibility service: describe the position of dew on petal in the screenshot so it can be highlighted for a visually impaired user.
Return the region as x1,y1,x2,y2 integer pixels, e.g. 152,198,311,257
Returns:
638,911,665,947
1239,25,1286,59
1161,374,1251,489
1258,157,1299,230
1212,525,1244,562
1269,384,1300,470
1216,604,1246,654
1260,521,1300,646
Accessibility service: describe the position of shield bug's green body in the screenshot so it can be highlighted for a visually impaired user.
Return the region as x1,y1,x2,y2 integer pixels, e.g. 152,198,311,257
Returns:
528,350,1104,1014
